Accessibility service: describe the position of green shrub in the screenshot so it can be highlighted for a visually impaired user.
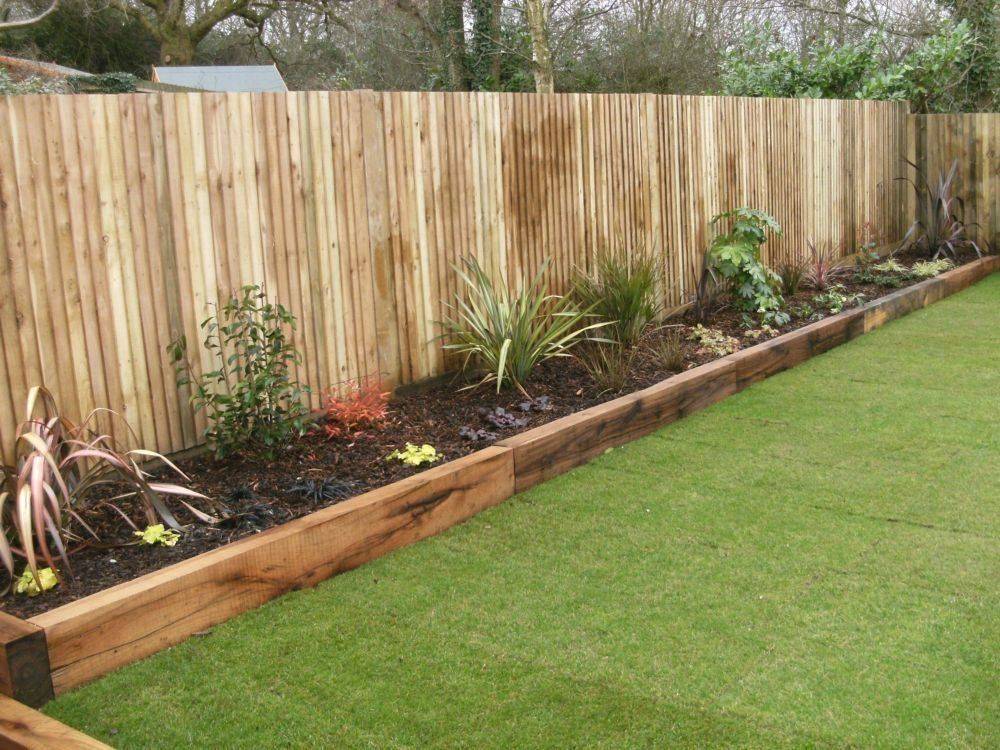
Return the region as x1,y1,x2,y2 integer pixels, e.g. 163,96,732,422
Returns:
441,257,606,394
387,443,441,467
571,244,662,349
169,285,310,458
707,208,789,326
812,285,866,315
688,325,740,357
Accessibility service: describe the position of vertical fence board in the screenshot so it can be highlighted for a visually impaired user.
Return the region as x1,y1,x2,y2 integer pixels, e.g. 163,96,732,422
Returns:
0,93,993,461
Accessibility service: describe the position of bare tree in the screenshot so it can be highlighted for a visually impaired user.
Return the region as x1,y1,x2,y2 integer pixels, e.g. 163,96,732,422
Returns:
524,0,554,92
0,0,58,29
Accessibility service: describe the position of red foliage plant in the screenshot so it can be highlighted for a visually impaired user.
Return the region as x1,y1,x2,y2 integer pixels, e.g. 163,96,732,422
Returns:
323,379,390,440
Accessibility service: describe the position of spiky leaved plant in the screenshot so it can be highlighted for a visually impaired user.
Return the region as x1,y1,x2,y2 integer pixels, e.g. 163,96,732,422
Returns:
440,257,607,395
0,387,211,590
898,158,981,261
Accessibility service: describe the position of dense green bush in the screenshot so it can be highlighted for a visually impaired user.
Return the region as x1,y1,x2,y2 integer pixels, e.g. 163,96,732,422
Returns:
169,285,310,458
720,20,982,113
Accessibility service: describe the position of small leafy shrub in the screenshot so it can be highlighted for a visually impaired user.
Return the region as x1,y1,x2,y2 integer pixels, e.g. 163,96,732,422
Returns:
323,379,390,440
744,325,777,341
707,208,788,326
169,285,310,458
854,258,910,288
652,327,685,371
387,443,442,467
66,72,139,93
441,257,606,394
0,386,209,588
15,567,58,597
688,325,740,357
479,406,528,430
459,426,498,443
790,303,815,320
571,244,662,349
287,477,356,504
812,285,866,315
134,524,180,547
777,259,806,296
803,240,851,291
910,259,954,279
874,259,908,275
899,158,981,260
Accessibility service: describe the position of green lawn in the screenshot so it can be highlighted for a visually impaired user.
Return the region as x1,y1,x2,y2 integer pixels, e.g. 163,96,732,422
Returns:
47,275,1000,749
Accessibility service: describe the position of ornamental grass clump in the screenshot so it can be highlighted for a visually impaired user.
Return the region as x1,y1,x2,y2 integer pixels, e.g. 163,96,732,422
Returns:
571,244,662,350
441,257,606,395
0,386,210,591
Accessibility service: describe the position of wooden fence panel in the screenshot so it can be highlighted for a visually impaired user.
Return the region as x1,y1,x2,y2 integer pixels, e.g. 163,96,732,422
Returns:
911,113,998,249
0,93,963,460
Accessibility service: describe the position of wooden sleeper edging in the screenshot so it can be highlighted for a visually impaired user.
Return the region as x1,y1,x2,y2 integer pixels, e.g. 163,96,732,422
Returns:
0,255,993,720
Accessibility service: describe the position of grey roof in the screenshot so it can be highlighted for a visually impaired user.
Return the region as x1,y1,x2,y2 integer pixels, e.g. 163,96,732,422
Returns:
152,65,288,93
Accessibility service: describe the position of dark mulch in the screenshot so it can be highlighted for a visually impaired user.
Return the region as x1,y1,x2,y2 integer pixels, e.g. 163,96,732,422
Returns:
2,252,982,618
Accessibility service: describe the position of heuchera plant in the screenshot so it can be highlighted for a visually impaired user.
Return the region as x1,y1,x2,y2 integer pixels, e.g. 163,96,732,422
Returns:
387,443,442,467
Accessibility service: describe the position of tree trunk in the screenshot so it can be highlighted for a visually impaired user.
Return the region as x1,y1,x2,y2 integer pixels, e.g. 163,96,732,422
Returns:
441,0,470,90
158,32,197,65
524,0,553,93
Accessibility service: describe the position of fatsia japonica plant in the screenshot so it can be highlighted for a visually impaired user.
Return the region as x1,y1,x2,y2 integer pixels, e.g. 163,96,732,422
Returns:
169,285,311,459
707,208,789,326
0,387,211,591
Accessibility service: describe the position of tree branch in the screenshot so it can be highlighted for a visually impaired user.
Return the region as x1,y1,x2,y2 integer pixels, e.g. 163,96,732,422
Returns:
0,0,59,30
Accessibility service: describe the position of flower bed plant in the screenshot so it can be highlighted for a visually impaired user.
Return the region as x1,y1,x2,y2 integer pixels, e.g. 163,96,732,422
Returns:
0,235,992,622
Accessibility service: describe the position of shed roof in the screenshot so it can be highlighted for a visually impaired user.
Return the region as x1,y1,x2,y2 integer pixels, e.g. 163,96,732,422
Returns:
151,64,288,92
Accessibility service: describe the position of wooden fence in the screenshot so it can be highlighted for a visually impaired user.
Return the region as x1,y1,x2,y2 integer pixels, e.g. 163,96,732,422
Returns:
0,92,923,458
910,114,998,248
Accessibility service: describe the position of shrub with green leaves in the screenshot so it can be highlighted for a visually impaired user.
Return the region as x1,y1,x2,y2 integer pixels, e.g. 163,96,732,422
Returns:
813,285,866,315
441,257,606,395
720,20,982,113
707,208,789,326
169,285,310,458
571,244,662,349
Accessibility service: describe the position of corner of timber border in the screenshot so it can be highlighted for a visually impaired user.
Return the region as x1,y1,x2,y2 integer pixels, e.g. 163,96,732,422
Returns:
0,254,994,714
0,694,110,750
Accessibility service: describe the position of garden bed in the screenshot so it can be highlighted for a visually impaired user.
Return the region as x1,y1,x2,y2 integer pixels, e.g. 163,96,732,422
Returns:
1,250,992,620
0,252,995,706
